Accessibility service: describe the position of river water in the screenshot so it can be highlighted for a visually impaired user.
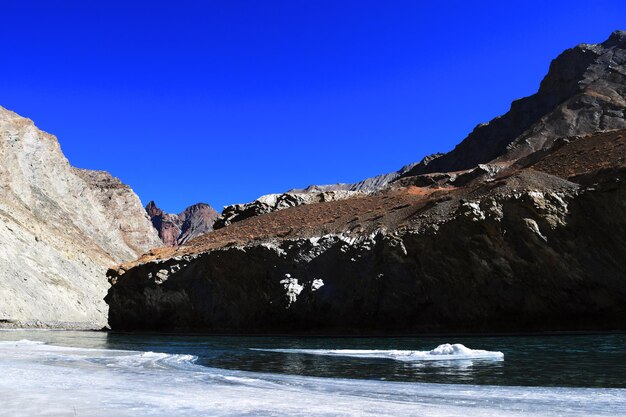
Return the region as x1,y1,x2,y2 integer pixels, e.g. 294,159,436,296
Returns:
0,330,624,416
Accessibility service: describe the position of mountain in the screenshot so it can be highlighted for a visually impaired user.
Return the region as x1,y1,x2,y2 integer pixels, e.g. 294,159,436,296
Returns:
297,30,626,190
213,190,360,229
147,201,218,246
401,30,626,177
106,32,626,333
288,155,443,194
0,105,161,328
209,155,444,230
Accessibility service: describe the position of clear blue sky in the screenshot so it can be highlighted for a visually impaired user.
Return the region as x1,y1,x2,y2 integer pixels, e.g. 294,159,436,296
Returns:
1,1,624,212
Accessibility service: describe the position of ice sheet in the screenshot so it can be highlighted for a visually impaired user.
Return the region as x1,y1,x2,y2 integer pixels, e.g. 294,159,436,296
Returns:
0,340,623,417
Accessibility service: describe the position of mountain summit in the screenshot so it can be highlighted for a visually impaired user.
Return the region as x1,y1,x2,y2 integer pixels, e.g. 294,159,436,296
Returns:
402,30,626,177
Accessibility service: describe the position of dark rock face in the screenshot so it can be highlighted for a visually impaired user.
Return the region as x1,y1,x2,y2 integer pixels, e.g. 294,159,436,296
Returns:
107,128,626,333
106,32,626,334
106,166,626,333
146,201,218,246
402,30,626,177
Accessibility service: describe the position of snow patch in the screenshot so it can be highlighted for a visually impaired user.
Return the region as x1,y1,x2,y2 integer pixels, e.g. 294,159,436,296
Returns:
311,279,324,291
280,274,304,307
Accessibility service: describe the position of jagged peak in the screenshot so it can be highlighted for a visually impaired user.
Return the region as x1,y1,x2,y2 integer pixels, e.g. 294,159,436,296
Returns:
145,201,164,218
398,30,626,177
605,29,626,46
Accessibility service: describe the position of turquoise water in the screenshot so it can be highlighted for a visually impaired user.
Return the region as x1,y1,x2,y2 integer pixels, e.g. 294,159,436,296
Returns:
1,330,624,388
1,330,625,416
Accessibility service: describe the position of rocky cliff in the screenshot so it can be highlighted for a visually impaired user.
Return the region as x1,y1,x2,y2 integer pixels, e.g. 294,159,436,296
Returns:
106,129,626,333
0,106,161,328
401,30,626,177
147,201,218,246
106,32,626,334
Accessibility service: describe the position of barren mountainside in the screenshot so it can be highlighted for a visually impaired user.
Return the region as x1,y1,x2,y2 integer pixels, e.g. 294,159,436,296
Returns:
403,30,626,177
106,32,626,333
0,106,161,328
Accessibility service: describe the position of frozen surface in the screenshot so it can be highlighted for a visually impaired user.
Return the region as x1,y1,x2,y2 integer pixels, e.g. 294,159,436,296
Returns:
252,343,505,361
0,340,624,416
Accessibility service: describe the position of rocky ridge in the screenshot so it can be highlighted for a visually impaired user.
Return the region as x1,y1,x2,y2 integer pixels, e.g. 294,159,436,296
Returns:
106,32,626,333
147,201,218,246
214,190,361,229
0,106,161,328
107,129,626,332
213,154,444,230
401,30,626,177
289,154,444,194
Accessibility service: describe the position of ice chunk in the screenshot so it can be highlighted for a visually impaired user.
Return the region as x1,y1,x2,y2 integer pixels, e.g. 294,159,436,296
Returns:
251,343,504,362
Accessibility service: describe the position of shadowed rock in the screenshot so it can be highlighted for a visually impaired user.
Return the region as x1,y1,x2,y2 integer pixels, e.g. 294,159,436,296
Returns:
106,32,626,334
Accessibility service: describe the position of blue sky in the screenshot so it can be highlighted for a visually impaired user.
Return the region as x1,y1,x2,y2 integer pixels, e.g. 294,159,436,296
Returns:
1,1,625,212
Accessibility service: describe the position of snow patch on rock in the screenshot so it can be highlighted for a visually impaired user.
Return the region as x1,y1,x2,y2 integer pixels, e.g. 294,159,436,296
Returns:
280,274,304,307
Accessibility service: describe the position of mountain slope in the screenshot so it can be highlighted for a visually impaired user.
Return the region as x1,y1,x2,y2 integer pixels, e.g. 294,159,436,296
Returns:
105,31,626,334
0,106,161,328
402,30,626,177
106,129,626,333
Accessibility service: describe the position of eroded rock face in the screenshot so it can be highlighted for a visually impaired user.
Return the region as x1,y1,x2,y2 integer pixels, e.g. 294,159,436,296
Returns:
146,201,218,246
106,129,626,333
0,106,162,328
106,167,626,333
105,32,626,334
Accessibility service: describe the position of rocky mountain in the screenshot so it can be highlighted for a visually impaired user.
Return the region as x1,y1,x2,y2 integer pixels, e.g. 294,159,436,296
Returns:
106,129,626,333
105,32,626,333
214,190,360,229
147,201,218,246
401,30,626,177
212,155,444,230
0,105,161,328
289,154,444,194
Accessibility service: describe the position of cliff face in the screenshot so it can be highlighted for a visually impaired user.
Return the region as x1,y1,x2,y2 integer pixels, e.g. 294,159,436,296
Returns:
106,129,626,333
0,106,162,328
106,32,626,333
147,201,218,246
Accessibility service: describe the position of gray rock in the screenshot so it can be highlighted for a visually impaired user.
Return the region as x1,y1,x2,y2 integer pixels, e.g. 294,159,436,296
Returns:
0,105,161,328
